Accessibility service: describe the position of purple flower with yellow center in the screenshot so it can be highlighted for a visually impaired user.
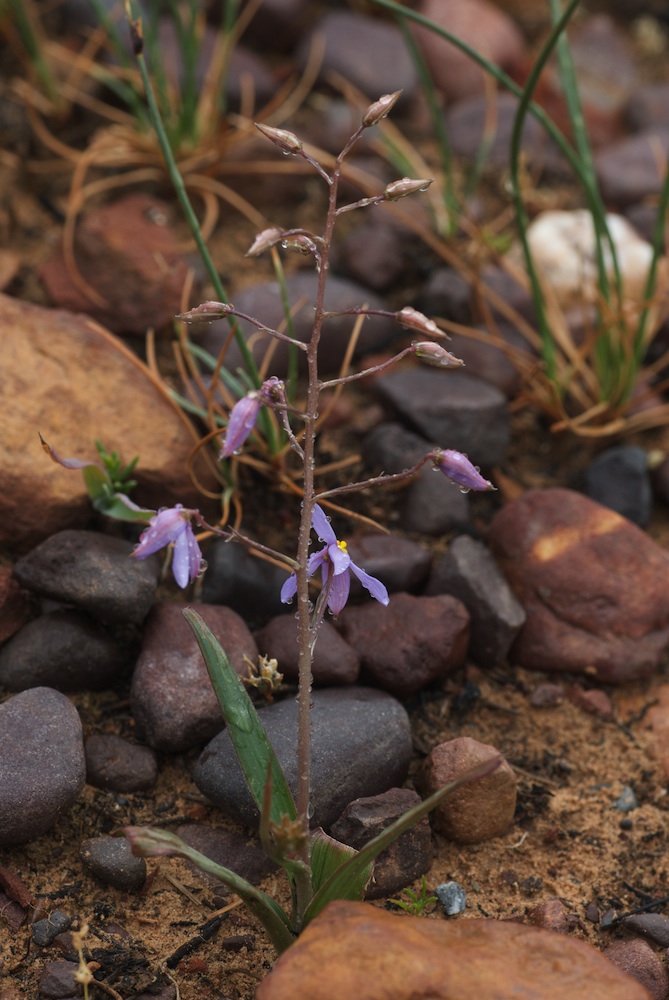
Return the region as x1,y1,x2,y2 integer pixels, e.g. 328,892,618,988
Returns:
132,504,203,588
434,449,495,493
280,505,389,616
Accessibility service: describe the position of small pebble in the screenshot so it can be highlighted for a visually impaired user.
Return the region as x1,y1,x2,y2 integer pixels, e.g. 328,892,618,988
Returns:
613,784,639,812
436,881,466,916
623,913,669,948
530,683,565,708
80,835,147,892
32,910,72,947
37,960,80,998
84,734,158,793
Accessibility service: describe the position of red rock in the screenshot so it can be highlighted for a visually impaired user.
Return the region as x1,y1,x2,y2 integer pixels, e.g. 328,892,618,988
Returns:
603,938,669,1000
0,292,218,551
566,685,614,719
256,900,653,1000
411,0,525,104
528,898,571,934
419,737,516,843
488,489,669,683
39,194,190,335
338,593,469,698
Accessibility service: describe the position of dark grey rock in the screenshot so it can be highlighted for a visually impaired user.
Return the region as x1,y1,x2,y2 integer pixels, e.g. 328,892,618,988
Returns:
330,788,432,900
338,593,469,698
436,880,467,915
241,0,311,51
621,913,669,948
201,540,289,628
84,734,158,793
595,128,669,206
374,369,509,467
0,609,125,692
193,688,412,830
0,687,85,847
131,602,258,753
362,423,469,535
80,835,147,892
13,530,159,625
197,272,398,378
446,92,568,177
346,534,431,597
32,910,72,947
256,615,359,686
425,535,525,668
583,445,652,527
418,267,472,325
174,824,276,894
295,11,417,106
338,222,407,293
627,83,669,132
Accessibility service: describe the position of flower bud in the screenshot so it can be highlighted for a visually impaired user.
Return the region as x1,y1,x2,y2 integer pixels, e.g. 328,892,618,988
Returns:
221,392,262,458
362,91,402,127
414,342,464,368
246,227,284,257
176,301,234,321
396,306,443,338
281,234,318,256
384,177,433,200
433,449,495,492
255,123,303,154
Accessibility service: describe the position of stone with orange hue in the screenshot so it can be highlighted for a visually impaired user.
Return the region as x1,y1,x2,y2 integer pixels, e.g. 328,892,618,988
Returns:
488,489,669,683
0,292,217,552
256,900,653,1000
411,0,525,105
419,737,516,844
39,194,189,335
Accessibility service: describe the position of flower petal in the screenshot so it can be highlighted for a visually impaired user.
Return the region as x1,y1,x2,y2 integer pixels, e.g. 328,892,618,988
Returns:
328,541,350,576
133,507,187,559
327,570,351,616
311,504,337,546
350,562,390,606
172,524,202,588
280,573,298,604
436,450,495,492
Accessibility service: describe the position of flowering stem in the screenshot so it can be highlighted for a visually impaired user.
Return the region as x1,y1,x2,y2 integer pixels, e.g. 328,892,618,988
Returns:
316,455,434,501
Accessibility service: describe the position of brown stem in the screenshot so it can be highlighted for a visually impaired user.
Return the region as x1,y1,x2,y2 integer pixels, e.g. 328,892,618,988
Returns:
316,454,436,501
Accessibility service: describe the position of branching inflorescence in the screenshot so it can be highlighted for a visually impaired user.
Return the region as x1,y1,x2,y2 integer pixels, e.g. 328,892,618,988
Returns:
44,89,497,950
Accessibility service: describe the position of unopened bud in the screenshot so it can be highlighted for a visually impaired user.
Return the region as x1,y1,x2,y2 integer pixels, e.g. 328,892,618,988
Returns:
384,177,433,200
176,300,234,321
246,227,284,257
281,234,318,256
362,91,402,127
396,307,443,338
255,123,303,154
414,342,464,368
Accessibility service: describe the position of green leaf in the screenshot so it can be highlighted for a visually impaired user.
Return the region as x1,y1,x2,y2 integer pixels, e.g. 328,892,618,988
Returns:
303,755,501,928
120,826,295,952
310,829,372,900
183,610,297,826
81,464,110,502
93,494,154,523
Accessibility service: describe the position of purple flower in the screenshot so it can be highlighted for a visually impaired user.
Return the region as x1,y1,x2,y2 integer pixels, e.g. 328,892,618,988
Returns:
221,393,263,458
133,505,203,588
280,505,389,615
434,450,495,492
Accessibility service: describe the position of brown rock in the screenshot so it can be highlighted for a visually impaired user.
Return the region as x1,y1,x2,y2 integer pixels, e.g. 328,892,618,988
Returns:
256,900,653,1000
338,593,469,698
566,685,614,719
411,0,525,104
256,615,359,686
528,898,571,934
0,292,217,551
643,684,669,780
39,194,190,334
488,489,669,683
419,737,516,843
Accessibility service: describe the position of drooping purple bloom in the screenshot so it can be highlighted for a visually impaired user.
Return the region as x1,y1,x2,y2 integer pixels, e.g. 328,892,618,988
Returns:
221,392,263,459
435,450,495,492
133,504,203,588
280,505,389,615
